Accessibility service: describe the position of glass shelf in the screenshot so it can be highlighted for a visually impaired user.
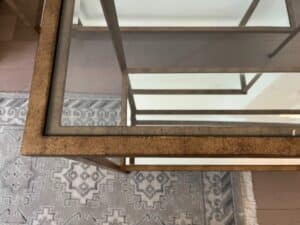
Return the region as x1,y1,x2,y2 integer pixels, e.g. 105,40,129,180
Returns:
45,0,300,136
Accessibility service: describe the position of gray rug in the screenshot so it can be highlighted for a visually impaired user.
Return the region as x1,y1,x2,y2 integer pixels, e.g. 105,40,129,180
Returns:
0,92,257,225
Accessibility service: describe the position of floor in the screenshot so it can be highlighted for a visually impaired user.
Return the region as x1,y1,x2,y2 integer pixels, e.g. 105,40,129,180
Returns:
253,172,300,225
1,2,300,225
0,2,37,92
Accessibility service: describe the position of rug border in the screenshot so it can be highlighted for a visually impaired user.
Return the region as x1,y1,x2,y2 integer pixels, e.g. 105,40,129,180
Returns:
233,172,259,225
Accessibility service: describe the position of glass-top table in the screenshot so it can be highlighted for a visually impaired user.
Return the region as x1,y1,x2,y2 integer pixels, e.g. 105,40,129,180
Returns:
21,0,300,171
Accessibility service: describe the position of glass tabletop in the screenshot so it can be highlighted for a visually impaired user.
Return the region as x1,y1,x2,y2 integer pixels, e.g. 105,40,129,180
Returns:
73,0,291,27
45,0,300,136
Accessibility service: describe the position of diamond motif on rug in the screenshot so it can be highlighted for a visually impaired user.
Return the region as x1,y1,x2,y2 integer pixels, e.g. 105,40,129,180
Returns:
54,160,114,204
130,172,177,207
0,157,34,192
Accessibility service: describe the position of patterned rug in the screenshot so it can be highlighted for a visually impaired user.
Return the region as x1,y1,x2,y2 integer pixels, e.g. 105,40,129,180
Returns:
0,92,258,225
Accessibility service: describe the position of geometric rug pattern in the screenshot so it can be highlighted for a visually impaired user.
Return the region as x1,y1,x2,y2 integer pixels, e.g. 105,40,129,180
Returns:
0,92,255,225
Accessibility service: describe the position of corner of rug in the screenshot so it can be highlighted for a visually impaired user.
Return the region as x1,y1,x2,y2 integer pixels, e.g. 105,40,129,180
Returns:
240,172,259,225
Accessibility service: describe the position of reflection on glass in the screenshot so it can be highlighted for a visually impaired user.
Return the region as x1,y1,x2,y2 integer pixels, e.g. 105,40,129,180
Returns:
46,0,300,137
63,66,300,126
130,73,300,125
73,0,290,27
62,31,122,127
247,0,290,27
